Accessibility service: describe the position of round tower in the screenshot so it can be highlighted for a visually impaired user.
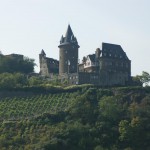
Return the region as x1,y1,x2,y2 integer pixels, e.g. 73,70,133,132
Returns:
58,25,80,75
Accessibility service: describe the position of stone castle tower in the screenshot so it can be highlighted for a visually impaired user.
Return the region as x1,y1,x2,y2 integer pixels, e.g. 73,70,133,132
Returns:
58,25,80,75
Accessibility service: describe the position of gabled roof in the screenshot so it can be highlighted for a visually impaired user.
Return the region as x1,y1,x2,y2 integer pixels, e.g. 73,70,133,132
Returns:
88,54,96,62
102,42,129,59
102,43,123,52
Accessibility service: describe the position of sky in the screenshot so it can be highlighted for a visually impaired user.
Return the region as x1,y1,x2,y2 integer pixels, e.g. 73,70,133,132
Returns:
0,0,150,75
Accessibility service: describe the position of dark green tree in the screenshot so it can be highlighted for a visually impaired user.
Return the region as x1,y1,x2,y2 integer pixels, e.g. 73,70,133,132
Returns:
0,55,35,73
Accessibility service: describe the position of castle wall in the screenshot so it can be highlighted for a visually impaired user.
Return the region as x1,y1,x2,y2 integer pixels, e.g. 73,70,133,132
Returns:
39,56,49,76
78,72,99,85
39,54,59,77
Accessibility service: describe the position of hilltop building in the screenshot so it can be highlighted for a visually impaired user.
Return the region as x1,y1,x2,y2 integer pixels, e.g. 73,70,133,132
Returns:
39,25,131,86
0,53,23,60
39,49,59,77
58,25,79,75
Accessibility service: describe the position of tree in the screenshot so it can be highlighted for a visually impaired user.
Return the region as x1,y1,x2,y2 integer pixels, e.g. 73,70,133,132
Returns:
28,76,43,86
136,71,150,86
0,73,27,88
0,55,36,74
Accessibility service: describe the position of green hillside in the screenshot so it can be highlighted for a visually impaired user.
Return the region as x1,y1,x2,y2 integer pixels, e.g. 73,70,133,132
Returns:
0,85,150,150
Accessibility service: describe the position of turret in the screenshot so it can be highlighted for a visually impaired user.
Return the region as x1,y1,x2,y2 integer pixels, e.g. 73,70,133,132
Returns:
40,49,46,57
58,25,80,75
95,48,101,60
39,49,46,69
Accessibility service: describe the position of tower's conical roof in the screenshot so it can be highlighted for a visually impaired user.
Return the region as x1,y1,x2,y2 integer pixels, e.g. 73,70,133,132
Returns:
58,25,79,48
65,24,74,41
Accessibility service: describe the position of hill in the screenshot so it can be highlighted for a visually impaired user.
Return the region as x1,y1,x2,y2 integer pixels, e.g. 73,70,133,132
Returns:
0,85,150,150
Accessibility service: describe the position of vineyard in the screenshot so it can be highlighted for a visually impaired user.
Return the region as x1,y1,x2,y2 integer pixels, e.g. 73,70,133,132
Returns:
0,91,80,121
0,86,150,150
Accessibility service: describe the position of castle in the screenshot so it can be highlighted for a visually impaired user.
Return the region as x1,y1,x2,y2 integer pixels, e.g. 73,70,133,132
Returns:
39,25,131,86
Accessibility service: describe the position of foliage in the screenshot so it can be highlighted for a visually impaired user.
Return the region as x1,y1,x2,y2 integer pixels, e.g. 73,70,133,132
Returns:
0,73,27,88
0,86,150,150
0,55,35,73
135,71,150,86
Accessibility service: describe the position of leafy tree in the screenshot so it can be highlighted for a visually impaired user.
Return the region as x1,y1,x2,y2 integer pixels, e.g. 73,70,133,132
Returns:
97,96,124,148
0,73,27,88
136,71,150,86
0,55,36,73
28,76,43,86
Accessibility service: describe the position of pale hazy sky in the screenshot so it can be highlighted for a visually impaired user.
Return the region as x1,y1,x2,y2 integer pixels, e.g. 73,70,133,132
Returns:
0,0,150,75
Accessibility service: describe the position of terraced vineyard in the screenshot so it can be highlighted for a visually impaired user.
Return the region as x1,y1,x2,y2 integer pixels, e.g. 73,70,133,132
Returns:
0,92,79,121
